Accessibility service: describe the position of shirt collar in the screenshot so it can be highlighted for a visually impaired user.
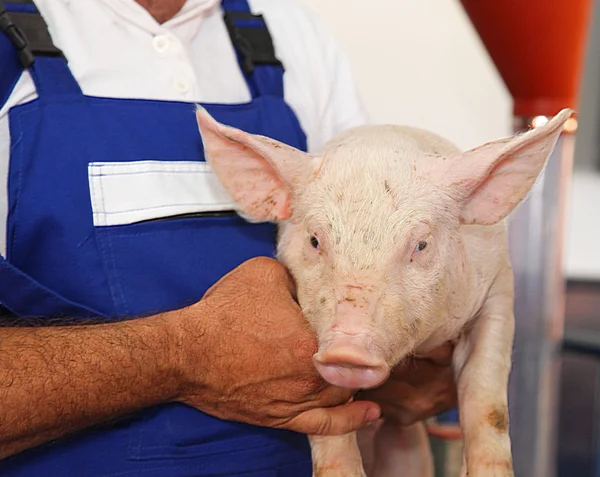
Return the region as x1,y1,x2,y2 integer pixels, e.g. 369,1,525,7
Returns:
102,0,222,41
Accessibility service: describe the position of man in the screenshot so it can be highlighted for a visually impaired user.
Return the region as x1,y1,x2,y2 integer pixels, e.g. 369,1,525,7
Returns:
0,0,456,475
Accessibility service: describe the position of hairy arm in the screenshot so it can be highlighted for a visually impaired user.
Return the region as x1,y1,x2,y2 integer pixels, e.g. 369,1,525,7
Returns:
0,314,181,458
0,258,381,460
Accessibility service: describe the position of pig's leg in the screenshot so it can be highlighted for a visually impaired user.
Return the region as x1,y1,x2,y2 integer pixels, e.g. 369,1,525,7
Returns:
365,420,434,477
309,433,366,477
453,267,515,477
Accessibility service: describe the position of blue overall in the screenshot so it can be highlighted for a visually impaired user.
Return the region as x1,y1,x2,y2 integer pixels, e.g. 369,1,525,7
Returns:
0,1,313,475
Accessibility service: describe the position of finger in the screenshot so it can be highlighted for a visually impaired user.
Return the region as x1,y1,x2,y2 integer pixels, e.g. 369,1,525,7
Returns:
380,391,457,426
315,385,356,408
355,377,417,403
390,360,455,386
285,401,381,436
389,361,435,384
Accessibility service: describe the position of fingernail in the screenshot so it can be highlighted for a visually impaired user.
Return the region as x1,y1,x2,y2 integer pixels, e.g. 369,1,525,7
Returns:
366,407,381,423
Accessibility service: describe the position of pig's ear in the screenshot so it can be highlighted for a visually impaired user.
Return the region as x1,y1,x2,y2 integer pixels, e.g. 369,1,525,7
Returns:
450,108,572,225
196,106,319,222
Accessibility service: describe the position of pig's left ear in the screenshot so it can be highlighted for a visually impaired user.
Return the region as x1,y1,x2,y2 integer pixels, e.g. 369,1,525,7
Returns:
196,106,319,222
450,108,572,225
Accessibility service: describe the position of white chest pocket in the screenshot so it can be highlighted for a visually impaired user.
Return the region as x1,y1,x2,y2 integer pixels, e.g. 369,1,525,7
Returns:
88,161,236,227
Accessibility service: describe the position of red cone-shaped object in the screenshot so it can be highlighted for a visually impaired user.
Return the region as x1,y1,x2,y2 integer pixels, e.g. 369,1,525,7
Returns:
461,1,593,117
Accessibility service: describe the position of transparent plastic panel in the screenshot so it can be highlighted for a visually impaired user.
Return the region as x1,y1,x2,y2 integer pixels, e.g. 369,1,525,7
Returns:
507,133,575,477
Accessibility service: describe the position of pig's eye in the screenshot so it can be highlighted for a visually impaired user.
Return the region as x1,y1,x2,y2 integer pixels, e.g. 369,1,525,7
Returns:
310,235,320,249
415,240,428,253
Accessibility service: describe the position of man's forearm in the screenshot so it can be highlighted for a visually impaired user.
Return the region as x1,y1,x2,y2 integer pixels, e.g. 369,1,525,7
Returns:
0,314,182,458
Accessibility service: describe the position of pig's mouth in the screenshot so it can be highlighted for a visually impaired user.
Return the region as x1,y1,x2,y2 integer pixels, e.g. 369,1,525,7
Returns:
313,361,389,389
313,334,390,389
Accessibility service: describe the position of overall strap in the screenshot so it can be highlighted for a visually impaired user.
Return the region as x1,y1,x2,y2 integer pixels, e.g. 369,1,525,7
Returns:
0,1,98,319
0,0,82,101
222,0,285,99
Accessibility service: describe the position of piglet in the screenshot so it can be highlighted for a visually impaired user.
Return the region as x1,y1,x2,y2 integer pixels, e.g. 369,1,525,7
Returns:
196,106,572,477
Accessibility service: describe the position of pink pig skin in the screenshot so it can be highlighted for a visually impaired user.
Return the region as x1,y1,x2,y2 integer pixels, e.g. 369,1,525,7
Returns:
196,107,572,477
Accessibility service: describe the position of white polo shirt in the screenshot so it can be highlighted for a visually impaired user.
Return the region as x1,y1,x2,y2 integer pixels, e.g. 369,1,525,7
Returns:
0,0,369,254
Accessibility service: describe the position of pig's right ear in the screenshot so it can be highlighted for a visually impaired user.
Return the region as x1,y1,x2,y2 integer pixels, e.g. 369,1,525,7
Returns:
196,106,319,222
447,108,572,225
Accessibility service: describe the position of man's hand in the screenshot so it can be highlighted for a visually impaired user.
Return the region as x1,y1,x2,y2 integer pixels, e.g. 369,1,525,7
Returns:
0,257,379,459
170,257,381,436
355,343,457,425
355,345,457,475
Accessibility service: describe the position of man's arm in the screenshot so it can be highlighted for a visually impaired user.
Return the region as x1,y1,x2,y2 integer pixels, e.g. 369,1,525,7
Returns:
0,313,179,458
0,258,379,459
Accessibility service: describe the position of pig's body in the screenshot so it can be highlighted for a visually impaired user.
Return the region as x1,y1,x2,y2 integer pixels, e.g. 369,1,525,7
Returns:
415,222,509,353
274,125,515,476
196,107,571,476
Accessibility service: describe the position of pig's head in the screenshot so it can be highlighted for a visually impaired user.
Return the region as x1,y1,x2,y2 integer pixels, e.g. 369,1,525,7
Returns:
196,107,572,389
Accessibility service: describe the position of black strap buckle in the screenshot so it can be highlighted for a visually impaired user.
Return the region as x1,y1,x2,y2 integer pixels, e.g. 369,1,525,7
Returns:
0,1,63,68
223,11,283,75
0,2,33,67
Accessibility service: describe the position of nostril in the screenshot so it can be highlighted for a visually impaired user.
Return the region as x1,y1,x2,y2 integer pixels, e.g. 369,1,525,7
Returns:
313,336,390,388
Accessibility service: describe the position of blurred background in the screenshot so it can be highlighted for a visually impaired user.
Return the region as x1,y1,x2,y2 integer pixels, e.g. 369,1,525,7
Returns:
297,1,600,476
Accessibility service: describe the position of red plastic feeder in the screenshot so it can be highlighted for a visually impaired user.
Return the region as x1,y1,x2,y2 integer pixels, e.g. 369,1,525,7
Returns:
460,0,593,119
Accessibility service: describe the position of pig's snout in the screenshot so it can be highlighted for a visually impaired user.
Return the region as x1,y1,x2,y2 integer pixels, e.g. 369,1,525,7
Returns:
313,336,389,389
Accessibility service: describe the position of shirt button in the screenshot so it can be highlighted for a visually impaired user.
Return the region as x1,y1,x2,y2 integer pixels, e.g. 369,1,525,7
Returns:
152,35,170,54
173,77,190,94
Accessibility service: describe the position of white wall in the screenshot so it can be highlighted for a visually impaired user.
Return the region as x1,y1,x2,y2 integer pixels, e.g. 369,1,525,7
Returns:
564,172,600,279
563,0,600,280
297,0,513,150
